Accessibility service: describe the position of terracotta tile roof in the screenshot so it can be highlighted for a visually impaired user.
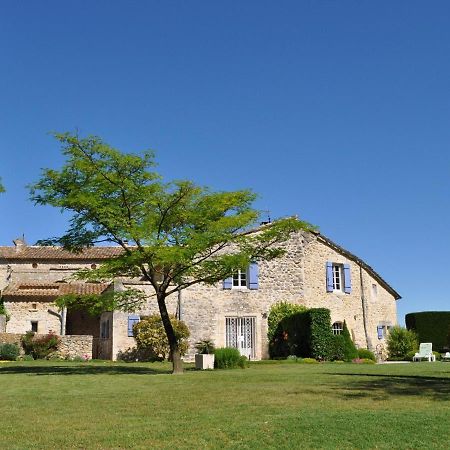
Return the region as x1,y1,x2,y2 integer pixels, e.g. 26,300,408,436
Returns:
2,282,110,298
0,246,124,261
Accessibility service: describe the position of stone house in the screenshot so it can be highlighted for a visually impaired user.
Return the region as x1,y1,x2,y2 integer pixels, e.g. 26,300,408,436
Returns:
0,229,400,360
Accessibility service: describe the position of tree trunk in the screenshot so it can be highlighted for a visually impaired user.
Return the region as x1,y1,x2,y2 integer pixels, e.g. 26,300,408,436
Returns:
157,293,183,374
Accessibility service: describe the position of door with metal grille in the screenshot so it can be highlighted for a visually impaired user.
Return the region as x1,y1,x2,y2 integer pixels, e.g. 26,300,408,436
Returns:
225,317,256,359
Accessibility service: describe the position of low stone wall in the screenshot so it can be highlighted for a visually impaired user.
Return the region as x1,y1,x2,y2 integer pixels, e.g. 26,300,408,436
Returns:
0,315,6,333
57,335,93,359
0,333,93,359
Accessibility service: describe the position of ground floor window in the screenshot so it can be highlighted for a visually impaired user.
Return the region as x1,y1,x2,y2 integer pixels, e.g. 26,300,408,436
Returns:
377,324,392,339
30,321,38,333
332,321,343,335
225,316,256,359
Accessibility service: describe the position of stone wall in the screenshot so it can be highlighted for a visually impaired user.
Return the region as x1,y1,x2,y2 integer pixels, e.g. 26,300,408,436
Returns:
108,231,398,360
0,333,93,359
4,300,61,335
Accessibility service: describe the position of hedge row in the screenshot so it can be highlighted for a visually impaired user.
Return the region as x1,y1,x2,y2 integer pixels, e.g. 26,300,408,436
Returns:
270,308,335,360
405,311,450,352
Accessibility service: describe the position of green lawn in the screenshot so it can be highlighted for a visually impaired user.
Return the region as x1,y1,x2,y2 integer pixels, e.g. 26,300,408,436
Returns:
0,360,449,449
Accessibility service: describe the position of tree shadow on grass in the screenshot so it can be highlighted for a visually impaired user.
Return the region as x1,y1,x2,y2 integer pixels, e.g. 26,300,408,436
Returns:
331,373,450,402
0,363,173,376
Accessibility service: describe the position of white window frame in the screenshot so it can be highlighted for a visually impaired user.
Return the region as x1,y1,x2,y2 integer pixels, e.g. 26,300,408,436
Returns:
232,269,248,289
378,324,392,339
332,322,344,335
332,264,344,292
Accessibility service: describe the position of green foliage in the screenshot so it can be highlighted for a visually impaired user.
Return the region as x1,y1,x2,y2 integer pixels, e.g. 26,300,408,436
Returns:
330,334,345,361
357,348,376,361
0,343,20,360
299,358,318,364
270,308,335,360
19,354,34,361
433,351,441,361
0,178,4,193
133,314,190,361
21,331,60,359
194,339,215,354
214,347,243,369
238,355,249,368
386,325,419,359
352,358,375,364
406,311,450,352
341,321,358,362
267,301,307,341
30,132,316,373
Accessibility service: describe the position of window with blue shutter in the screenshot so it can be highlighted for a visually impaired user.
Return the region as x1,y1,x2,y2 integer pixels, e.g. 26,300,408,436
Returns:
327,262,352,294
326,262,333,292
249,262,259,290
343,264,352,294
128,315,140,337
377,325,384,340
223,277,232,290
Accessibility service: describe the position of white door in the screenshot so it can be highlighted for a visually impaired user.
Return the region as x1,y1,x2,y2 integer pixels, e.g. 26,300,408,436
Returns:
225,317,256,359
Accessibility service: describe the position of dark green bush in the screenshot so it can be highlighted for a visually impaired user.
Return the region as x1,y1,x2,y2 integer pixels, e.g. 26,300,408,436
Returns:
267,301,307,341
386,326,418,359
21,331,60,359
341,321,358,362
271,308,335,360
238,355,249,368
406,311,450,352
330,334,345,361
357,348,376,361
214,347,242,369
0,343,20,360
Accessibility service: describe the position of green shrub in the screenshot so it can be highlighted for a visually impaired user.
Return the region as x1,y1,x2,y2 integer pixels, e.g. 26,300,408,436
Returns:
0,343,20,360
300,358,318,364
433,351,441,361
404,350,416,361
406,311,450,352
21,332,60,359
133,314,190,361
214,347,242,369
267,301,307,341
352,358,375,364
238,355,249,368
271,308,335,360
330,334,345,361
19,354,34,361
341,321,358,362
386,326,418,359
357,348,376,361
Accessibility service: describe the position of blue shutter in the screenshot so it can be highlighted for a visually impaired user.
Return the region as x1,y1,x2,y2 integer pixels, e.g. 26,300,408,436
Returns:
377,325,383,340
249,262,259,290
128,315,140,337
326,262,333,292
223,277,232,290
343,264,352,294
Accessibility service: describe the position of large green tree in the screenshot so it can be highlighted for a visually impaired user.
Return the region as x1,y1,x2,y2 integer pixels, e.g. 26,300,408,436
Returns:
30,133,315,373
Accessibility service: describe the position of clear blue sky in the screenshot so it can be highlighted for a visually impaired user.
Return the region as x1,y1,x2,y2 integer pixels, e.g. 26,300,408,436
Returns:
0,1,449,323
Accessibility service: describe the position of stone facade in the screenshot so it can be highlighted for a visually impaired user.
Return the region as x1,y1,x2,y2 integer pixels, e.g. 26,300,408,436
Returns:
0,230,400,361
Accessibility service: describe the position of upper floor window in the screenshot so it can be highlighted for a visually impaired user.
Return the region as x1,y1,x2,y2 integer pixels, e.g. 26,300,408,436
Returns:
326,261,351,294
223,263,259,290
232,269,247,288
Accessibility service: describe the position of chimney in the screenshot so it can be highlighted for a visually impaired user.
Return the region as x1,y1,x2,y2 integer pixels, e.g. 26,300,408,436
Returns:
13,236,27,252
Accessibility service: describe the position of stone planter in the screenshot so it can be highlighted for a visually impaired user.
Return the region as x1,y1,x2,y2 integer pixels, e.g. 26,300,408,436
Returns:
195,353,215,370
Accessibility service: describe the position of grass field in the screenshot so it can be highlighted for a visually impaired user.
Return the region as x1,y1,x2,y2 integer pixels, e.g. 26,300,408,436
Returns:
0,360,449,449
